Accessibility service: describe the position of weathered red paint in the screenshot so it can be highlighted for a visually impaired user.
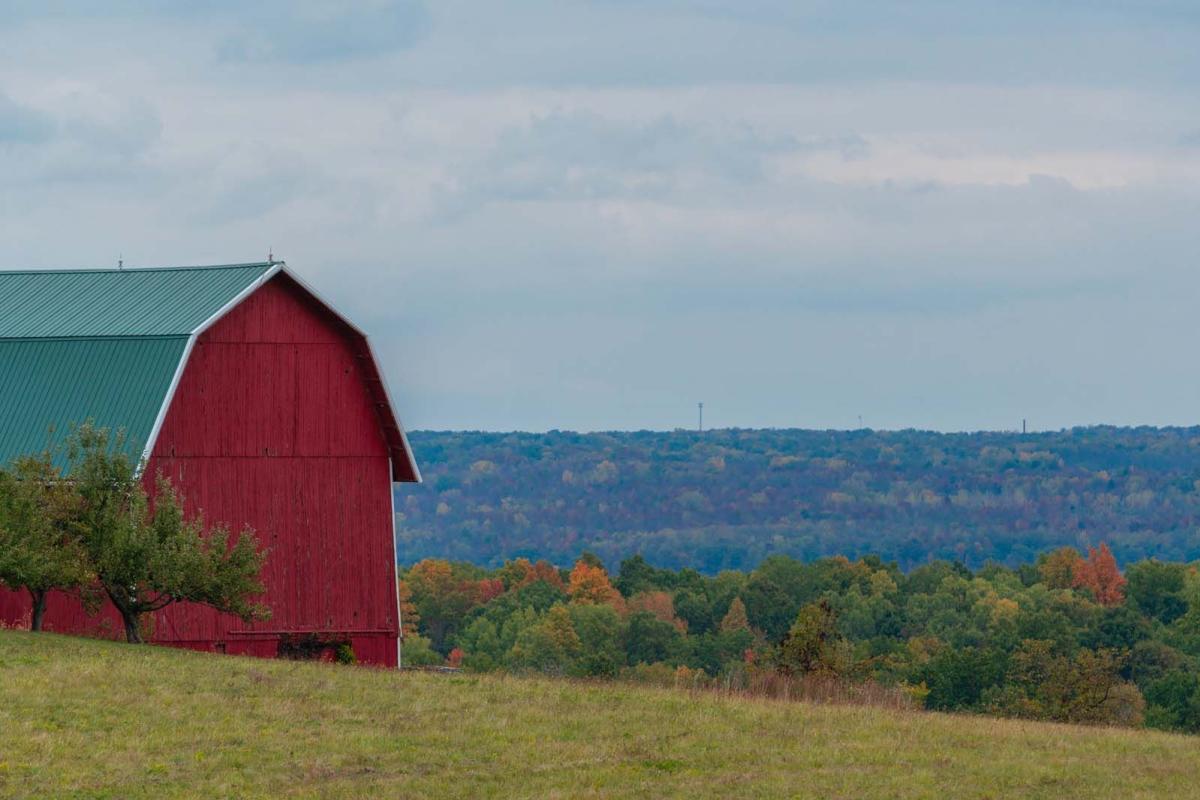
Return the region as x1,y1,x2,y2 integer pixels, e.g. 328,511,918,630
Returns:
0,274,403,666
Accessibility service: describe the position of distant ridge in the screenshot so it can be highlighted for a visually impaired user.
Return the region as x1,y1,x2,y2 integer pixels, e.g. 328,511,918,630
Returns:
397,426,1200,571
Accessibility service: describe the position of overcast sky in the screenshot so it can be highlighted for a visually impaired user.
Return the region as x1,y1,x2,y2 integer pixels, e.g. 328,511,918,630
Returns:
3,2,1200,432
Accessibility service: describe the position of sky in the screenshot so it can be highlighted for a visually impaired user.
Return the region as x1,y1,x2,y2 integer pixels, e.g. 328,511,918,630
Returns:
2,2,1200,433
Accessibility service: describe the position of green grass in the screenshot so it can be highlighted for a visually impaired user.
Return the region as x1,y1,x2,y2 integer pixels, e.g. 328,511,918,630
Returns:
1,631,1197,799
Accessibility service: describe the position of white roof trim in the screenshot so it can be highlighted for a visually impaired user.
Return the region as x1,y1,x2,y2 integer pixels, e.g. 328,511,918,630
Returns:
138,263,283,465
275,263,368,338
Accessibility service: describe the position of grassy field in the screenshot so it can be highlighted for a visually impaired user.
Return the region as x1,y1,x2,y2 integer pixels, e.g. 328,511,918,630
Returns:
1,631,1197,799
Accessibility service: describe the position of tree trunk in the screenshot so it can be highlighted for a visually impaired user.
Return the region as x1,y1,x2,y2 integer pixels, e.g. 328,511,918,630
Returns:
105,588,145,644
29,589,47,632
121,610,144,644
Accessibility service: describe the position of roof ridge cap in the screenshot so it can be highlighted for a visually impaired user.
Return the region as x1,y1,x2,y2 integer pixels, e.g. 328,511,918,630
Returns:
0,334,192,342
0,261,278,276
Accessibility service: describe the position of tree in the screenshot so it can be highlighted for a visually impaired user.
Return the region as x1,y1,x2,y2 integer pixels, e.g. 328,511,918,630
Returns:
400,634,443,667
477,577,505,603
578,551,605,569
627,591,686,633
498,557,565,591
615,554,673,596
568,603,625,677
719,597,751,633
1145,670,1200,732
568,560,626,612
1038,547,1082,590
777,600,850,677
1073,544,1126,607
1003,639,1139,725
672,583,715,634
1126,560,1187,624
69,426,268,643
509,605,581,674
917,645,1006,711
405,558,485,651
624,610,680,666
0,453,92,631
397,579,420,639
457,605,540,670
1082,604,1150,651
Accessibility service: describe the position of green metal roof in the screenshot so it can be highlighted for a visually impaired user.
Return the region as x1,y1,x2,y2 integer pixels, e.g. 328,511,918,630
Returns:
0,263,274,338
0,263,277,467
0,337,188,466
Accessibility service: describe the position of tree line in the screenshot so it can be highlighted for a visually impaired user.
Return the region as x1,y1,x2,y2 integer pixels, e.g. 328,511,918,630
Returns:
0,425,266,642
400,546,1200,732
399,427,1200,571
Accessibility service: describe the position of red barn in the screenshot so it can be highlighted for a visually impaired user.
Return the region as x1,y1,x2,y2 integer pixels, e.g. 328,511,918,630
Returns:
0,262,420,666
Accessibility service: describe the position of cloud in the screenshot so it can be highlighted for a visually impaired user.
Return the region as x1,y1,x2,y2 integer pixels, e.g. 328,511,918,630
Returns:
1,3,1200,431
430,109,868,220
1,1,429,64
0,93,54,143
213,1,429,63
1179,129,1200,148
0,89,161,186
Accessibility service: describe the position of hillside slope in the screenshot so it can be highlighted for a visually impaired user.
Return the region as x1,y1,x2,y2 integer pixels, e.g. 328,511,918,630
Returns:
1,631,1197,799
400,427,1200,571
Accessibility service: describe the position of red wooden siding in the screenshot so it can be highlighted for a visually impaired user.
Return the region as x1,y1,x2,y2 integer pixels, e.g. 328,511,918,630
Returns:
0,275,401,666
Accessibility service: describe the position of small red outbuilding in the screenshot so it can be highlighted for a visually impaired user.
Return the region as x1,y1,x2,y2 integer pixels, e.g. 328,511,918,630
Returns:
0,261,420,666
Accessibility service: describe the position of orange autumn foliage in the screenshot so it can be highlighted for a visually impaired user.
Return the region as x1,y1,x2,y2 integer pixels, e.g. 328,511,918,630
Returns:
477,578,505,604
407,558,457,593
499,558,566,591
628,591,687,633
567,561,626,612
397,579,420,639
526,560,566,590
1072,543,1126,606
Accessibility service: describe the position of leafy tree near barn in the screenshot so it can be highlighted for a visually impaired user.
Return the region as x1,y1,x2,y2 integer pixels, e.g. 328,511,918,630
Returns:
397,579,420,639
404,559,487,651
0,452,92,631
67,426,268,643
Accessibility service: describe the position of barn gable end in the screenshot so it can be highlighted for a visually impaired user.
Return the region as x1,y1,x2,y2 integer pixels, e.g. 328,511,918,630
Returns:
148,274,402,663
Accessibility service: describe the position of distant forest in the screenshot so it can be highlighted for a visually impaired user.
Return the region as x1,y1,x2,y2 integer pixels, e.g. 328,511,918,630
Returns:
397,427,1200,572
